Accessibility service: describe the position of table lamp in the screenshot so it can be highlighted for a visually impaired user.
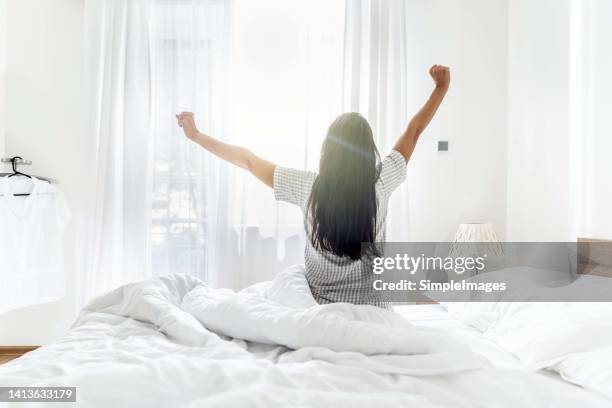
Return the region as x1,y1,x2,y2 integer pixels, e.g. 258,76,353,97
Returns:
448,222,504,261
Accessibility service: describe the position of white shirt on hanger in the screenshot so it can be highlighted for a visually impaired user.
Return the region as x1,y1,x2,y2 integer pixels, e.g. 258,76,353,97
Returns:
0,176,70,313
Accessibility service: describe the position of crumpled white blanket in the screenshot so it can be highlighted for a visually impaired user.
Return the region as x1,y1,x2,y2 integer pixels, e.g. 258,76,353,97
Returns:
0,266,489,407
181,265,475,359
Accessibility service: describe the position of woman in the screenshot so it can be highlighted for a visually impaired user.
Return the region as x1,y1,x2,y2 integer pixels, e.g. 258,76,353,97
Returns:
177,65,450,307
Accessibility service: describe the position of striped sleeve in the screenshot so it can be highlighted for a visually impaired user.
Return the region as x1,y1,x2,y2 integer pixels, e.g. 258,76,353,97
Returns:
273,166,316,210
379,149,407,196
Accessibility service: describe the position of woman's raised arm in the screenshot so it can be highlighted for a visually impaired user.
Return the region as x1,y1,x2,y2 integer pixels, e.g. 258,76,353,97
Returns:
394,65,450,163
176,112,275,188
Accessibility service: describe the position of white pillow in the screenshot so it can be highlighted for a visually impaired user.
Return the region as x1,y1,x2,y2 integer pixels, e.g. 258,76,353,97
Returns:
556,345,612,399
432,271,612,371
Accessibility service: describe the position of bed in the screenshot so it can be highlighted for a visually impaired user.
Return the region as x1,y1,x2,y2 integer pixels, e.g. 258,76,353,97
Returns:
1,261,611,407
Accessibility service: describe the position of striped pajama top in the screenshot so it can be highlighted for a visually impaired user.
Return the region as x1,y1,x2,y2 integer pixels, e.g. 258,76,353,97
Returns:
273,149,407,307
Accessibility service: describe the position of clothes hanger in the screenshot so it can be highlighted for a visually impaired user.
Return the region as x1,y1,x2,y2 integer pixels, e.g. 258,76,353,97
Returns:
0,156,55,197
7,156,32,179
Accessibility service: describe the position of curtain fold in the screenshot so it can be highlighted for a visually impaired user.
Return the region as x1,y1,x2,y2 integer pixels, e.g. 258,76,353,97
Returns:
78,0,153,306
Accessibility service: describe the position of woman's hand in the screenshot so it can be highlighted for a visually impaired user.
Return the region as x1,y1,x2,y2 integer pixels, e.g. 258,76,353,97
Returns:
175,111,276,188
429,65,450,89
176,112,199,140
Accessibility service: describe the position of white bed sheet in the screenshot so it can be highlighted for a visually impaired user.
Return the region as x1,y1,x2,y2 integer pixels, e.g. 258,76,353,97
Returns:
395,304,522,369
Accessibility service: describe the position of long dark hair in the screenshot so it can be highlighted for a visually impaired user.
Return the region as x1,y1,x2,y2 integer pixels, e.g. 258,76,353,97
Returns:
307,112,381,260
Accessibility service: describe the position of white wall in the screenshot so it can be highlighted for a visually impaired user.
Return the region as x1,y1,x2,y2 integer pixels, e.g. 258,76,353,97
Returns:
506,0,572,241
506,0,612,242
0,0,84,345
405,0,508,241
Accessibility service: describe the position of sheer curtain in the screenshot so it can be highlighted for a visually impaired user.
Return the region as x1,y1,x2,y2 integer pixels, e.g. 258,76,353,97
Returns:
342,0,411,242
226,0,345,288
147,1,232,287
80,0,410,304
569,0,612,240
79,0,153,306
80,0,234,303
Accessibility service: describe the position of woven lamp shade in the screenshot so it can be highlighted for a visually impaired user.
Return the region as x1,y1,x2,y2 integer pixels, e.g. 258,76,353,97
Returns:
449,223,504,258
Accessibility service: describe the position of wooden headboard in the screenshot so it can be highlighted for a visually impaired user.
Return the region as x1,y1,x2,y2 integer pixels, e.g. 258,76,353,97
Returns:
577,238,612,277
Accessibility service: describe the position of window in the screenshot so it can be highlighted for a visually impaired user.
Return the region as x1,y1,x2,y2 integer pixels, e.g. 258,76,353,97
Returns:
146,0,344,283
149,1,230,278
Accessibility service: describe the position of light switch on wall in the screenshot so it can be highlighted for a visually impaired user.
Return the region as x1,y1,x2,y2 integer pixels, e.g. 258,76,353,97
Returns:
438,141,449,151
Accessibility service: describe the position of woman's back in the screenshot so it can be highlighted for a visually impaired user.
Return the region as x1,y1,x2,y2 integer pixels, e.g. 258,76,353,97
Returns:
273,149,406,306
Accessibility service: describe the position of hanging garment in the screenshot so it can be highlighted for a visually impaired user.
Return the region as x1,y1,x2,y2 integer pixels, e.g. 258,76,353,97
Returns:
0,176,70,313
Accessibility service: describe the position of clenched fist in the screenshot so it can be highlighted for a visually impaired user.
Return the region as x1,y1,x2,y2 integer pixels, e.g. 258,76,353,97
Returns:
176,112,199,140
429,65,450,89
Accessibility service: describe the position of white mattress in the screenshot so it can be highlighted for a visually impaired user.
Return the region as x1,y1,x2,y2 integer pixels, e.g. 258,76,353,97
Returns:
395,304,612,408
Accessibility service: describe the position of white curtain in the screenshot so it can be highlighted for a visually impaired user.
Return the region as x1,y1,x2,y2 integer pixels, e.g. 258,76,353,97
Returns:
81,0,237,304
569,0,612,240
226,0,346,289
79,0,411,305
342,0,411,242
79,0,153,306
147,1,232,288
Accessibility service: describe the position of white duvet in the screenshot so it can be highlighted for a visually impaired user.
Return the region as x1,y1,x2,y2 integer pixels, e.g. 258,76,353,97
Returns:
1,266,610,407
0,266,485,407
